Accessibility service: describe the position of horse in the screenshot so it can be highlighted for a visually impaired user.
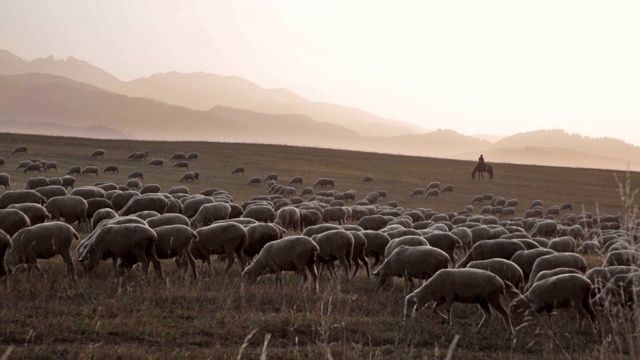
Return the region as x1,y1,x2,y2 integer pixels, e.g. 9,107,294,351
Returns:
472,163,493,180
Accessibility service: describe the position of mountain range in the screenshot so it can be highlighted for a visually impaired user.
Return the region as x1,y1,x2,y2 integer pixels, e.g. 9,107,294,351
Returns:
1,49,639,171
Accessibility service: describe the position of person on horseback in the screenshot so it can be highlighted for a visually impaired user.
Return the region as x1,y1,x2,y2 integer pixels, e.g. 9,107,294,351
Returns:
478,154,485,166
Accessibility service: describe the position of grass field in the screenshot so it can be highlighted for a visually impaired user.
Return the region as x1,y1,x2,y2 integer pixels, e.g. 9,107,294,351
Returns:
0,132,638,359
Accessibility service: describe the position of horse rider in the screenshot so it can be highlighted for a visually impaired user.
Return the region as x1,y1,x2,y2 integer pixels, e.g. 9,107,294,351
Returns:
478,154,485,166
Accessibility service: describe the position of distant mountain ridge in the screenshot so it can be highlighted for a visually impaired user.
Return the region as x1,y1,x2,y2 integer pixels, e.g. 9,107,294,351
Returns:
1,49,639,171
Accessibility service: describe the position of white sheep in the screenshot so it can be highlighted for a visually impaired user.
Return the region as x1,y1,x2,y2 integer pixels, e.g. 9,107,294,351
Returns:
404,268,514,336
524,253,587,291
373,245,449,291
242,235,320,292
509,274,595,331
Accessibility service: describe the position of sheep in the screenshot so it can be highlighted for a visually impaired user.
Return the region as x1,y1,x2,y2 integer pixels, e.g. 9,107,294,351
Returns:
79,223,164,280
404,268,514,336
103,165,119,174
11,145,28,155
313,178,335,188
247,177,261,186
0,190,46,209
79,166,98,176
33,185,66,201
147,159,165,167
530,267,585,287
373,245,449,291
456,240,527,268
300,187,313,197
360,230,391,269
243,223,285,259
144,213,189,229
547,236,577,253
525,253,587,291
7,203,50,225
466,259,525,294
311,229,354,280
424,232,463,265
322,207,347,224
89,149,105,159
288,176,304,185
509,248,557,282
15,160,30,171
170,152,186,161
0,209,31,238
357,214,389,231
180,171,199,182
45,195,90,230
139,184,161,195
425,189,440,199
91,208,118,230
110,190,139,212
130,151,147,160
66,166,81,176
118,194,168,216
529,220,558,238
0,158,4,168
7,222,78,280
273,207,301,232
190,202,232,229
153,225,199,279
168,185,189,195
560,203,573,211
441,185,454,193
43,161,57,172
191,222,248,273
59,175,75,190
576,241,601,256
347,231,370,278
242,236,320,291
603,250,640,267
186,152,199,161
128,171,144,180
232,166,245,175
361,175,374,183
86,198,115,221
23,162,43,174
69,186,105,200
0,229,11,285
384,235,429,258
586,266,640,296
591,273,640,312
0,173,10,190
242,205,276,224
509,274,595,331
23,176,48,190
125,178,142,191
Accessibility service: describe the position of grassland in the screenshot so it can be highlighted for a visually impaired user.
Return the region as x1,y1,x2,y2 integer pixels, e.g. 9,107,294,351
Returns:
0,132,638,359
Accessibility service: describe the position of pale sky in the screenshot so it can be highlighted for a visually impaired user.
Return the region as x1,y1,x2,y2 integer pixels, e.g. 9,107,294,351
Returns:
2,1,640,145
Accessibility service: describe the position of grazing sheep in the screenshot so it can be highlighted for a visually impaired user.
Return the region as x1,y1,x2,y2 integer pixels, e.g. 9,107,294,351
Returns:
529,220,558,238
79,223,163,279
242,205,276,223
313,178,335,188
424,232,463,265
125,178,142,191
384,235,429,258
361,175,374,183
43,161,57,172
119,194,168,216
603,250,640,267
16,160,31,170
576,241,601,256
425,189,440,199
586,266,640,296
24,176,49,190
243,223,285,259
347,231,370,278
11,146,28,155
33,185,67,201
190,202,232,229
441,185,454,193
591,273,640,311
45,195,90,230
7,203,50,225
192,222,248,273
130,151,148,160
361,230,391,268
300,187,313,197
140,184,161,194
186,152,199,161
0,173,10,190
7,222,78,280
91,208,118,230
153,225,199,279
457,240,527,268
170,152,186,161
509,274,595,330
67,166,81,176
273,207,301,232
357,214,389,231
404,268,514,336
0,209,31,237
560,203,573,211
547,236,577,253
509,248,557,282
168,185,189,195
0,190,46,209
147,159,165,167
180,171,199,182
81,166,99,176
466,259,525,294
86,198,115,221
23,162,43,174
103,165,119,174
322,207,347,225
312,230,354,280
247,177,261,186
69,186,105,200
173,161,190,169
288,176,304,185
373,245,449,291
128,171,144,180
232,166,245,175
264,173,279,182
146,213,190,229
242,236,320,292
409,188,425,198
525,253,587,291
60,175,76,190
90,149,105,159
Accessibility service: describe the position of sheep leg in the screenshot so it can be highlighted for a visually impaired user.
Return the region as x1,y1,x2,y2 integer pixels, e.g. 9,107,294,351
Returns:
352,257,360,278
489,295,515,336
371,254,381,269
296,268,309,289
578,295,597,331
186,251,198,279
476,301,493,333
234,246,246,271
147,249,164,280
133,250,150,277
431,301,449,323
359,253,371,278
223,249,236,272
60,251,77,281
338,255,351,281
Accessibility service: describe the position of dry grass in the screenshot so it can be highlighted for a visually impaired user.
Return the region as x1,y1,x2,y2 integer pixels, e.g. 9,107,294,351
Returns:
0,132,639,359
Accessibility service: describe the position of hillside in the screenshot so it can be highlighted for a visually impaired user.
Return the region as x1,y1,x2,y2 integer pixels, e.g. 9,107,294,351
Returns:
0,50,421,137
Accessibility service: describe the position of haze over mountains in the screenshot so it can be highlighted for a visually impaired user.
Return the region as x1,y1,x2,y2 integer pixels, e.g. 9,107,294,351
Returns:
1,49,639,171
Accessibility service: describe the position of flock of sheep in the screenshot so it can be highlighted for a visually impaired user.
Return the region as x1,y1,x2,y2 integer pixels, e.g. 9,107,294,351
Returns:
0,144,639,338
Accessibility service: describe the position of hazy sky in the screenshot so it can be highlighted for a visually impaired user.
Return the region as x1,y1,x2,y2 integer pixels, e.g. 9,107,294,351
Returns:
2,1,640,145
